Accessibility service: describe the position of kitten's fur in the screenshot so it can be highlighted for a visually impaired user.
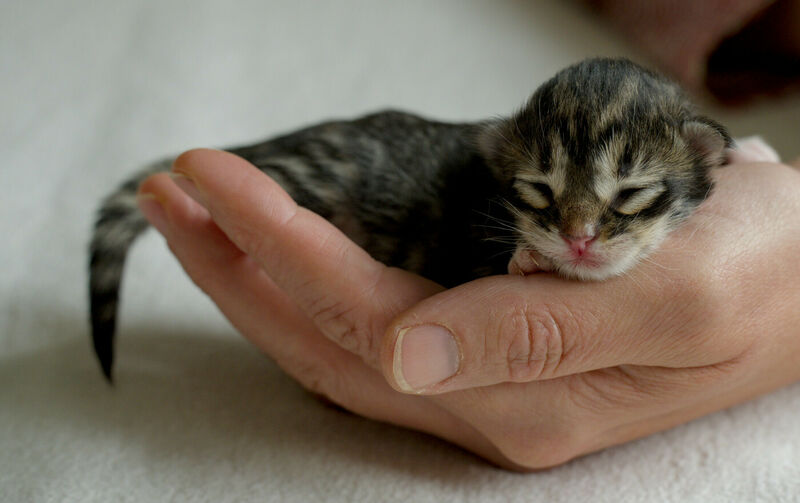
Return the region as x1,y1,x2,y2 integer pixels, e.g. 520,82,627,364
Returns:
89,58,731,380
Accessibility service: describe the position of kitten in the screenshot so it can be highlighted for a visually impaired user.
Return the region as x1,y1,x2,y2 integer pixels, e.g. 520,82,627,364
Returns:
89,57,732,380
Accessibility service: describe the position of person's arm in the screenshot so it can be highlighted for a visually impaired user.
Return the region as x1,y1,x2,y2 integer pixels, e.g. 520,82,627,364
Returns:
137,149,800,470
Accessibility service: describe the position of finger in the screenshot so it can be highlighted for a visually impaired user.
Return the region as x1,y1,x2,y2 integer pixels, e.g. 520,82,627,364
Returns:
169,149,441,368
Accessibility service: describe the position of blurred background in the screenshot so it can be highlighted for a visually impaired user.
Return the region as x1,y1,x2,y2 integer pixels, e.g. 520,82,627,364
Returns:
2,1,798,502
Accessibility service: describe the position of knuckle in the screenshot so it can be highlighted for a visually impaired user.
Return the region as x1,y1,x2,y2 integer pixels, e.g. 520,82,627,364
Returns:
291,360,332,396
497,298,569,382
166,242,216,289
307,294,374,360
229,200,299,263
235,222,275,262
286,357,349,406
304,265,385,363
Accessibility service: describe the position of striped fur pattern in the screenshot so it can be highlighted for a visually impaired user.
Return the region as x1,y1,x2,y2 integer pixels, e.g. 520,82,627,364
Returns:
89,58,730,379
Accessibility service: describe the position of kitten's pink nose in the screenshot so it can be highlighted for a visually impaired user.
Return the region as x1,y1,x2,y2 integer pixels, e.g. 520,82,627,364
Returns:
561,233,596,256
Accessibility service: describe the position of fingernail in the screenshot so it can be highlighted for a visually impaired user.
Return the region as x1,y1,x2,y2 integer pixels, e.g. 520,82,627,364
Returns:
169,172,204,205
393,325,460,393
137,193,169,234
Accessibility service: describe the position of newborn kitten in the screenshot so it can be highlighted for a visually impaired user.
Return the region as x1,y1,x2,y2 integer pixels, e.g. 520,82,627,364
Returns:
89,57,732,380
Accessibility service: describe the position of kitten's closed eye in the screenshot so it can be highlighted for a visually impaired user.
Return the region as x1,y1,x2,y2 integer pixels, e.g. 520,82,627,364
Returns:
515,180,553,209
612,185,665,215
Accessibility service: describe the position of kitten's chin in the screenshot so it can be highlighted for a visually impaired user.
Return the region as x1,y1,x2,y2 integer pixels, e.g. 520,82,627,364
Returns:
555,261,623,281
508,247,643,281
508,248,616,280
556,244,653,280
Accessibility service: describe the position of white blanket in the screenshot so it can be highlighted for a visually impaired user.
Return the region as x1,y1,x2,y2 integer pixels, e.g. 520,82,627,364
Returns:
2,1,799,501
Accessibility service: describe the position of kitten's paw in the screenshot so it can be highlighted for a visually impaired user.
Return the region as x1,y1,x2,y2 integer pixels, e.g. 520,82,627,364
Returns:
726,136,781,164
507,248,553,276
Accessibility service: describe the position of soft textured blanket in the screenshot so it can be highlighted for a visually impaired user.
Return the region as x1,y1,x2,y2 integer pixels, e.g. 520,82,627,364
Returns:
2,1,799,502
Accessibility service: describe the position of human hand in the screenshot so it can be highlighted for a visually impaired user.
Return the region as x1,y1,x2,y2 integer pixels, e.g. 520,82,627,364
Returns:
136,148,800,470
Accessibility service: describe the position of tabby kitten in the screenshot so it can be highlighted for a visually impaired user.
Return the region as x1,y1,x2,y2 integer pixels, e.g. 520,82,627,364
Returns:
89,58,731,380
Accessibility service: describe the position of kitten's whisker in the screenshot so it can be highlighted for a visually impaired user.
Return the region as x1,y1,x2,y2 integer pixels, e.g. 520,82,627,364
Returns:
475,215,518,231
634,265,659,285
476,222,521,233
474,202,518,223
622,267,656,295
685,212,718,243
624,272,647,295
486,247,519,262
481,234,519,242
498,197,528,221
659,214,718,260
482,237,521,245
639,255,675,272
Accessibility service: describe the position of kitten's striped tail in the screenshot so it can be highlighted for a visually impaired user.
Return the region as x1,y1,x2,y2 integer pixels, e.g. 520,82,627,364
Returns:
88,159,171,381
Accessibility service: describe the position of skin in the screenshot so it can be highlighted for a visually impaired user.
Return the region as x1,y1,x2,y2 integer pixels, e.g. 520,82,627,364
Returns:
137,148,800,471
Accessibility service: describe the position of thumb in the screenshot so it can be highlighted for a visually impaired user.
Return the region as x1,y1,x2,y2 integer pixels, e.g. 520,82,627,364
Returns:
380,271,737,395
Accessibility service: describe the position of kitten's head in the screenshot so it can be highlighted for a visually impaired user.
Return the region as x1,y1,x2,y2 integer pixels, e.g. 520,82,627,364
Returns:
481,58,731,280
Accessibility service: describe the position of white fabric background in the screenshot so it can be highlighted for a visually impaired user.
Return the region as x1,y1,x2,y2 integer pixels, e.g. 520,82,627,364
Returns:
2,1,799,501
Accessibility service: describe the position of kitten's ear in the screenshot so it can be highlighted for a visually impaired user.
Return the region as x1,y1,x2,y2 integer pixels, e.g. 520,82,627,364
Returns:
681,117,732,167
